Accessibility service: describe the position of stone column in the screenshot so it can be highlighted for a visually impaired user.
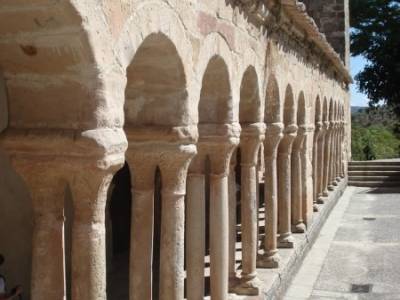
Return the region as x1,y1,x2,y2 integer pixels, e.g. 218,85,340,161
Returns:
228,150,239,289
329,121,338,187
335,123,342,182
159,146,196,300
257,123,284,267
319,121,330,201
20,168,66,300
208,142,237,300
277,124,298,248
340,121,346,178
186,155,206,300
70,169,116,300
301,125,315,226
127,158,155,300
312,121,323,211
325,121,334,192
291,126,306,233
233,124,265,295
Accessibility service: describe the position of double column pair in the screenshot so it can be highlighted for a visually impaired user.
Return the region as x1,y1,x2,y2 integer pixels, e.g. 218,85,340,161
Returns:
258,120,307,269
13,158,120,300
128,143,196,300
186,123,240,300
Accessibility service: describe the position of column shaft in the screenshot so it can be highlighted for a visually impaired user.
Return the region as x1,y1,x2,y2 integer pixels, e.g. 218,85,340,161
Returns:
228,164,237,285
186,174,206,300
130,189,154,300
71,172,113,300
210,174,229,300
31,190,65,300
241,164,258,278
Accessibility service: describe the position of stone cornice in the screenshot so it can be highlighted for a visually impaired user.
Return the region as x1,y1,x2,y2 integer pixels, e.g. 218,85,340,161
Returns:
236,0,352,84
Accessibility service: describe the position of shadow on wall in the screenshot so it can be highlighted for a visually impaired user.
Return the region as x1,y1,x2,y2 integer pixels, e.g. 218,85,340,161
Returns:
0,150,33,300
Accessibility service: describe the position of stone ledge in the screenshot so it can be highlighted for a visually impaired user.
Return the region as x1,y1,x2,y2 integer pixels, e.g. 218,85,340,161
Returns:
230,177,348,300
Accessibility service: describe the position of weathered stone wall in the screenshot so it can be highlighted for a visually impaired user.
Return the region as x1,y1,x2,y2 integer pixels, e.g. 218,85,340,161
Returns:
302,0,350,66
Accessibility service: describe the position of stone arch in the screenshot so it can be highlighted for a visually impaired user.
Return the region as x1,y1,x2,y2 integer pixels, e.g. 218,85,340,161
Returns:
0,1,106,130
283,84,296,126
199,56,232,124
265,75,281,124
124,33,188,127
297,92,307,126
239,66,262,124
196,33,236,123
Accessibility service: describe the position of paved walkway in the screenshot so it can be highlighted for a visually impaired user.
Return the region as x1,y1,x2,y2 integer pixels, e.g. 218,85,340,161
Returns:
284,186,400,300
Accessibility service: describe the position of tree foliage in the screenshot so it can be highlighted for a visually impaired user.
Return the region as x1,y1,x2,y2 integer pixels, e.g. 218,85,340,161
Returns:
350,0,400,115
351,107,400,160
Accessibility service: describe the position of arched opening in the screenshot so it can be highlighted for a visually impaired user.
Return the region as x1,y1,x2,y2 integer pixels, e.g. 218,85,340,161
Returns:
125,33,188,127
199,56,232,124
239,66,262,124
265,76,281,124
106,163,132,300
283,85,296,127
297,92,306,127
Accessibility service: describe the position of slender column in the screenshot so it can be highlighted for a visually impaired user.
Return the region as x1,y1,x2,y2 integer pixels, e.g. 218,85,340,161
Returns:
159,146,196,300
301,126,315,227
326,122,334,192
209,143,237,300
291,126,306,233
186,170,206,300
312,122,322,211
228,150,239,288
257,123,283,268
232,124,265,295
29,179,66,300
330,122,338,187
340,122,346,178
320,121,330,200
70,170,115,300
127,158,155,300
277,124,298,248
335,125,341,181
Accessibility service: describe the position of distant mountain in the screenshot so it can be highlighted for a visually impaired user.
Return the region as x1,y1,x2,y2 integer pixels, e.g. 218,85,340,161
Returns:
351,106,367,115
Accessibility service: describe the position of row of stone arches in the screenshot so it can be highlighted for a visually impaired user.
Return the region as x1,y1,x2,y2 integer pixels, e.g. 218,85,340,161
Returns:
0,26,348,300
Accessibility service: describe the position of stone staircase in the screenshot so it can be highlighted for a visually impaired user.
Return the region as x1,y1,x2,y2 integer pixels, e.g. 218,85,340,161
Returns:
348,160,400,187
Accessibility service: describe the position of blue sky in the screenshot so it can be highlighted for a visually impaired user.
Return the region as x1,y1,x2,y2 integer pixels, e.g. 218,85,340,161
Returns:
350,55,369,107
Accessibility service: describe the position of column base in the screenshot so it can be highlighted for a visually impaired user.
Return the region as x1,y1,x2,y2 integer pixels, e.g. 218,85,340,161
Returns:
340,174,345,178
278,234,295,248
292,222,306,233
231,275,262,296
257,252,280,268
322,190,329,197
328,185,334,191
336,176,341,182
313,204,320,212
317,195,325,204
333,180,338,186
228,275,241,291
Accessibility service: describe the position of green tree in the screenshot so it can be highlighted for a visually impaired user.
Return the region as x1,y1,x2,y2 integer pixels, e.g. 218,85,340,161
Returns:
350,0,400,115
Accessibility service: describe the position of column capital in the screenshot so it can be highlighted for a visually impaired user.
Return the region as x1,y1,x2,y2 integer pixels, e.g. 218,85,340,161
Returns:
240,123,265,166
278,124,298,154
264,122,284,154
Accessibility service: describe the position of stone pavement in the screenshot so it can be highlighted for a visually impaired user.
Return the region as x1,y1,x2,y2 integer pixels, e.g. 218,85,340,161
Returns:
284,186,400,300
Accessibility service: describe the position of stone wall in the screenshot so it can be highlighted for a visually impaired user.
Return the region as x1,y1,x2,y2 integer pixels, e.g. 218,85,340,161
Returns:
302,0,350,66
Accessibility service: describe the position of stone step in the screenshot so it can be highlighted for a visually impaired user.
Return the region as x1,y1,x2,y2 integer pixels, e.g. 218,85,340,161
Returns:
348,170,400,176
348,181,400,187
349,161,400,166
349,175,400,182
348,165,400,172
